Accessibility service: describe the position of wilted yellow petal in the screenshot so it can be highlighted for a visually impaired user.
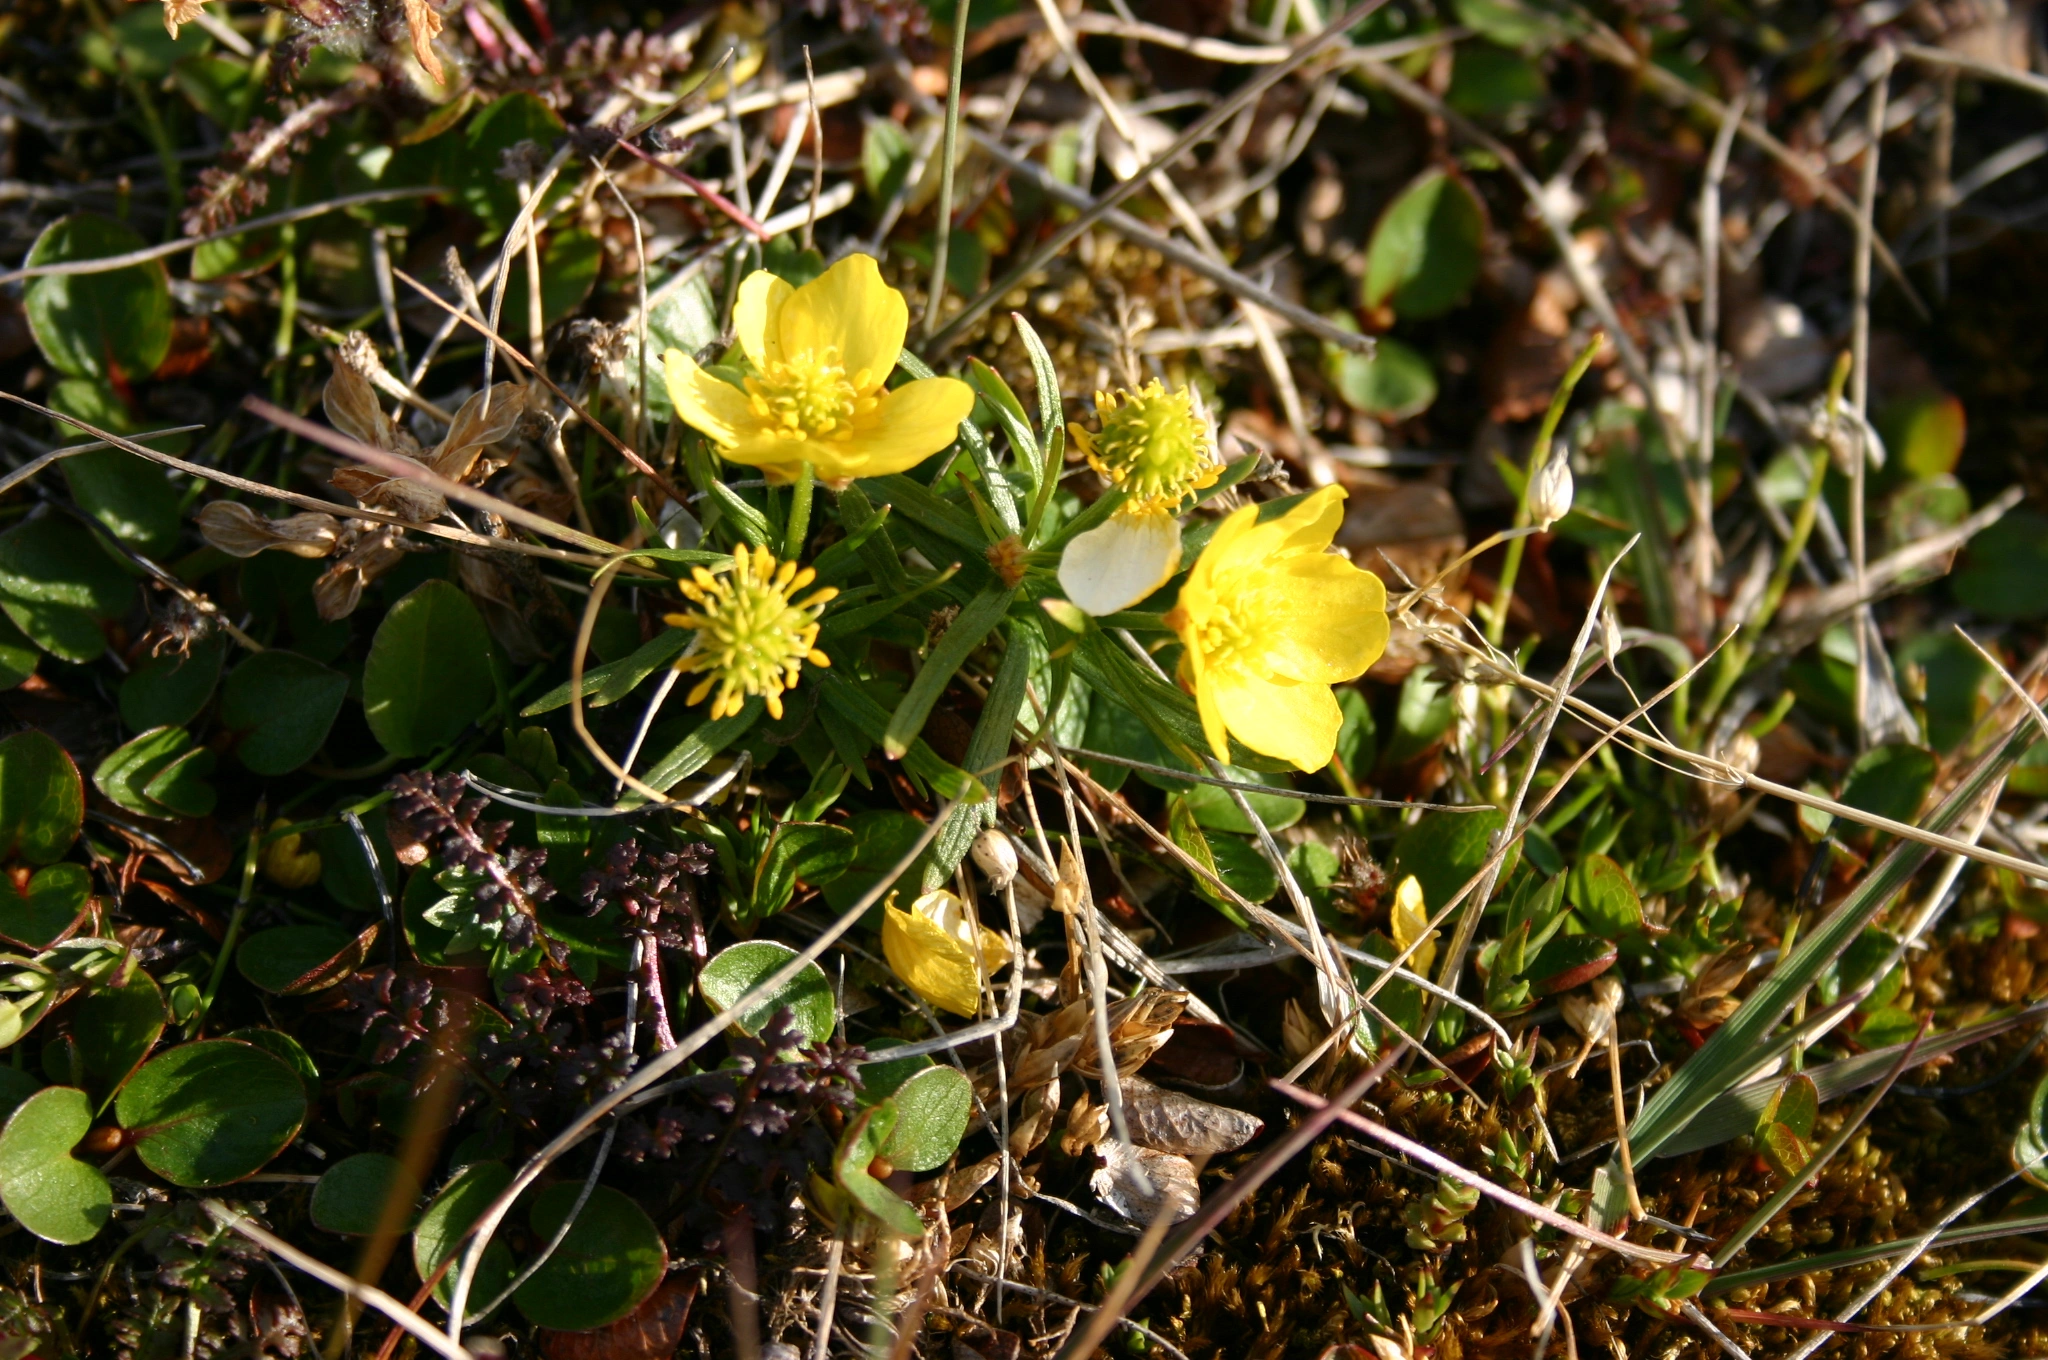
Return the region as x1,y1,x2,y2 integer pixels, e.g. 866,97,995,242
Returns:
1391,874,1437,978
881,890,1011,1018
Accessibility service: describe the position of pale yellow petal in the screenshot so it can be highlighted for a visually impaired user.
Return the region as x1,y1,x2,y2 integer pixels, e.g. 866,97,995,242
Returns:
1210,670,1343,772
883,901,985,1017
1058,510,1183,616
779,253,907,391
663,349,754,447
839,376,975,477
1193,665,1232,764
1391,874,1438,977
733,271,793,370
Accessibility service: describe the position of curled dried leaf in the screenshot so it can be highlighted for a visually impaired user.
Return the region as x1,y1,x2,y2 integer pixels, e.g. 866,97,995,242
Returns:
1061,1087,1108,1156
1122,1075,1263,1157
195,503,342,560
1090,1140,1198,1226
403,0,448,83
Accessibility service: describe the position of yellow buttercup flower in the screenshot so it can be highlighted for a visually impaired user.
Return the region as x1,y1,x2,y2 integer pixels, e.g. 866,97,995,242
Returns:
1390,874,1438,977
1164,485,1388,771
1058,381,1222,616
882,889,1013,1018
664,545,837,721
662,254,975,486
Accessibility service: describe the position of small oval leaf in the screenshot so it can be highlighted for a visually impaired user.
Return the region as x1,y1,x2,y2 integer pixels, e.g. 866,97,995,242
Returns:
237,923,379,995
513,1183,668,1332
696,941,836,1044
363,580,497,758
115,1040,308,1187
312,1153,423,1236
877,1066,973,1174
0,1086,112,1245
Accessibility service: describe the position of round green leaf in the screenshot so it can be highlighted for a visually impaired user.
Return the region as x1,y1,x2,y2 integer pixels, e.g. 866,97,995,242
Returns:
312,1153,422,1235
1567,853,1643,940
0,518,133,661
0,1086,112,1245
0,730,85,864
1325,336,1438,421
877,1066,973,1173
23,214,172,382
49,378,184,552
413,1161,517,1309
1955,510,2048,620
0,611,37,691
93,726,216,820
227,1027,321,1101
220,649,350,775
237,923,379,995
697,941,836,1044
0,864,91,948
120,638,227,733
1362,169,1487,319
72,968,165,1108
363,580,496,758
513,1183,668,1332
115,1039,308,1187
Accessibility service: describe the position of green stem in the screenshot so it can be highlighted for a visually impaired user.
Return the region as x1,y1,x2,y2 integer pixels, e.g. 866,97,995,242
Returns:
922,0,972,337
190,808,264,1039
785,461,816,560
1486,334,1602,648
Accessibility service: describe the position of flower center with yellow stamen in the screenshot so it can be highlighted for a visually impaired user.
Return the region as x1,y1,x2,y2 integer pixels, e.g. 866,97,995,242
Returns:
1190,603,1260,673
743,348,866,442
664,545,838,721
1077,380,1219,515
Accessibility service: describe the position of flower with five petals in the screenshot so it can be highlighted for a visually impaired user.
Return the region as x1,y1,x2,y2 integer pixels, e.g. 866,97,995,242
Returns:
662,254,974,486
1164,485,1388,771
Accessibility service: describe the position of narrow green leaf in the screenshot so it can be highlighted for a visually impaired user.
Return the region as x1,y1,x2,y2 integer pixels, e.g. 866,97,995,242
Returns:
884,585,1015,759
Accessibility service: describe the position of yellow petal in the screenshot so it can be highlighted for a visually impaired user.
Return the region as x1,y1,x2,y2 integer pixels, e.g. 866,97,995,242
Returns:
839,376,975,476
663,349,754,447
1194,671,1232,763
733,270,793,370
778,253,907,391
1058,510,1183,616
1391,874,1438,977
1270,484,1348,554
1209,669,1343,772
1254,555,1390,682
882,900,985,1017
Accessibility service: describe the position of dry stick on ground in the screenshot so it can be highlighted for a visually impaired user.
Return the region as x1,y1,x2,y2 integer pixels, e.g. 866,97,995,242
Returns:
965,132,1371,353
0,424,201,497
1427,540,1639,1023
0,392,620,572
0,187,436,286
201,1203,474,1360
1569,12,1927,319
928,0,1393,356
1848,48,1895,750
389,267,691,506
1029,0,1317,450
241,397,619,557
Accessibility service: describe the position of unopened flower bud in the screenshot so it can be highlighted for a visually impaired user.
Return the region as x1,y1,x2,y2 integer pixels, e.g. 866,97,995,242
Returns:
259,818,323,889
1527,449,1574,530
970,827,1019,892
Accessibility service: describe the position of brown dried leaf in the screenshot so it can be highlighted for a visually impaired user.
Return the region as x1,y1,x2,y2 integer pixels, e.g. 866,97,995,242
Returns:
428,383,527,483
1090,1140,1198,1225
1121,1075,1262,1156
194,502,341,559
403,0,447,85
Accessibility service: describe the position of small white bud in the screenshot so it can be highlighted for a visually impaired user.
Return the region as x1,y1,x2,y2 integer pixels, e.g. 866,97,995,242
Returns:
1527,448,1574,530
970,827,1019,892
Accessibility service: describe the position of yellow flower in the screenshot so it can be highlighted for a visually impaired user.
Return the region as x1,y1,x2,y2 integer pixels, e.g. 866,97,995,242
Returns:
664,545,837,721
882,889,1013,1018
1164,485,1388,771
1059,382,1223,617
259,819,322,891
1390,874,1437,977
662,254,975,486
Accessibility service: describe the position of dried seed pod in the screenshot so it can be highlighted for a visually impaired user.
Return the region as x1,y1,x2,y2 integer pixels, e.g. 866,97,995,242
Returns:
1090,1140,1198,1226
1121,1075,1262,1156
1010,1080,1062,1158
1527,446,1575,529
1677,943,1754,1030
195,502,342,559
1062,1087,1109,1156
971,827,1019,892
1562,972,1625,1078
